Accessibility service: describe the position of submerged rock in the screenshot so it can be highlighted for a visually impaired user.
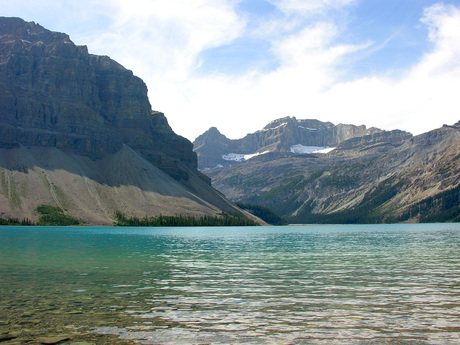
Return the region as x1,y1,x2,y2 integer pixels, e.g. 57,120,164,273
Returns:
37,335,72,344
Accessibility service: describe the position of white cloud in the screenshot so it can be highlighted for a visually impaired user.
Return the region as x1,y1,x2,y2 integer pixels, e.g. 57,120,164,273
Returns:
318,3,460,134
174,2,460,139
269,0,356,16
163,21,367,139
79,0,245,81
420,4,460,75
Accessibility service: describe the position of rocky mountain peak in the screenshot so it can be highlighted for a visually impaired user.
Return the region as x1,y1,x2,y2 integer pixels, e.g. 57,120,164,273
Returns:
195,127,228,144
262,117,335,131
0,17,87,61
262,116,292,130
1,17,68,43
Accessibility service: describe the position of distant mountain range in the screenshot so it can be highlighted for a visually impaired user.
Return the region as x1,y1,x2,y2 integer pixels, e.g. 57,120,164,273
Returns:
0,17,259,225
194,116,412,170
194,118,460,223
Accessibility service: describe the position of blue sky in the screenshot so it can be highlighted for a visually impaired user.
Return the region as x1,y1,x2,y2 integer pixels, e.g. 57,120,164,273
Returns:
199,0,434,76
2,0,460,140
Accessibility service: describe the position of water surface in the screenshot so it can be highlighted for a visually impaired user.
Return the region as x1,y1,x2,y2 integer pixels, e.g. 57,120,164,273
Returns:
1,224,460,344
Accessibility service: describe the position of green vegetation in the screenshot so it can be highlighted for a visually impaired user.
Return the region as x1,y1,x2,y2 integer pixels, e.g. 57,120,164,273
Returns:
115,211,259,227
321,171,359,189
0,170,22,208
0,217,33,225
259,175,305,199
235,202,288,225
289,177,409,224
307,170,324,182
0,170,8,197
391,185,460,223
248,175,306,216
288,178,460,224
36,205,80,226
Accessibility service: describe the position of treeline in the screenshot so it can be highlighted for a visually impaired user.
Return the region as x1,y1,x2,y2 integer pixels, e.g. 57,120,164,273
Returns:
0,205,80,226
115,211,259,227
0,217,34,225
289,183,460,224
235,202,288,225
392,185,460,223
289,177,406,224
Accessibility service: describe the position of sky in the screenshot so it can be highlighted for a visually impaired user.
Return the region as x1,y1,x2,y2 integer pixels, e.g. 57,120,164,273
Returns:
2,0,460,141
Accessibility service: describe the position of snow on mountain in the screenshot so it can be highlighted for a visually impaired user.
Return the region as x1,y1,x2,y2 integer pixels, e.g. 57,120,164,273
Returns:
222,151,270,162
258,122,288,132
290,145,335,154
221,145,334,162
298,126,317,131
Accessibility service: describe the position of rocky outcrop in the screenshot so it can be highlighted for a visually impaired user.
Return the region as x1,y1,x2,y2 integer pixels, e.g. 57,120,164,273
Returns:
334,129,413,155
0,17,257,224
259,117,376,150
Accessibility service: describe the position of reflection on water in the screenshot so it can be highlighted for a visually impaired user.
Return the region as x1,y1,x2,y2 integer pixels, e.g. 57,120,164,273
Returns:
1,224,460,344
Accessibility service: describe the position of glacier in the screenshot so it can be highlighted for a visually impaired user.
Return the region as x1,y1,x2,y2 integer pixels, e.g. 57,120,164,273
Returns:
290,145,335,154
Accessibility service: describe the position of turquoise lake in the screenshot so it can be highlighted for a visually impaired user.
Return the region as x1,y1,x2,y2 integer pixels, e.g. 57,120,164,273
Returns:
1,224,460,344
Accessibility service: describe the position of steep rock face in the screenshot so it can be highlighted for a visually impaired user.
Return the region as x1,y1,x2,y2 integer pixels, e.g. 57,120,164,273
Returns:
260,117,374,150
0,17,256,224
0,17,196,177
194,116,411,170
334,129,413,156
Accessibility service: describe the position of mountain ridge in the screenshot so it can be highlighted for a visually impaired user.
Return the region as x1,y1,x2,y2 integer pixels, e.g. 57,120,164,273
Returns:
194,116,412,170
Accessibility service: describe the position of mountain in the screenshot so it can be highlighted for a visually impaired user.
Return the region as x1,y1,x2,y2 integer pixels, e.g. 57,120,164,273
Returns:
195,119,460,223
0,17,258,225
194,116,411,170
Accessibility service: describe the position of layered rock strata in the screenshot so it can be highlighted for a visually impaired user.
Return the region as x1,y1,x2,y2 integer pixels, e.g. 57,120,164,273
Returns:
0,17,195,177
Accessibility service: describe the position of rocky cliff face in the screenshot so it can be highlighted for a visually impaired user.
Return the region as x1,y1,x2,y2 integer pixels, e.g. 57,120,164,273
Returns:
194,116,411,170
0,17,196,177
0,17,254,224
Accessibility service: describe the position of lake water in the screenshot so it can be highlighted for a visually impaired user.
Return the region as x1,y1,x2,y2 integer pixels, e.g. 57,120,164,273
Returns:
1,224,460,344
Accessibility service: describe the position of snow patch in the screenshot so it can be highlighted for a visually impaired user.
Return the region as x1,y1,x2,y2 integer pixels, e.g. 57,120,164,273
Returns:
201,164,224,171
259,122,288,132
290,145,335,154
222,151,269,162
298,126,317,130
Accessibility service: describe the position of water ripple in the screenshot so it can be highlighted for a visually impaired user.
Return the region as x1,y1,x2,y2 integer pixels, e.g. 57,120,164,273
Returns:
1,224,460,344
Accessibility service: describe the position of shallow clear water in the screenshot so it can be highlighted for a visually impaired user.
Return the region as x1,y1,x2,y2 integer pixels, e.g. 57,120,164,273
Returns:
1,224,460,344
